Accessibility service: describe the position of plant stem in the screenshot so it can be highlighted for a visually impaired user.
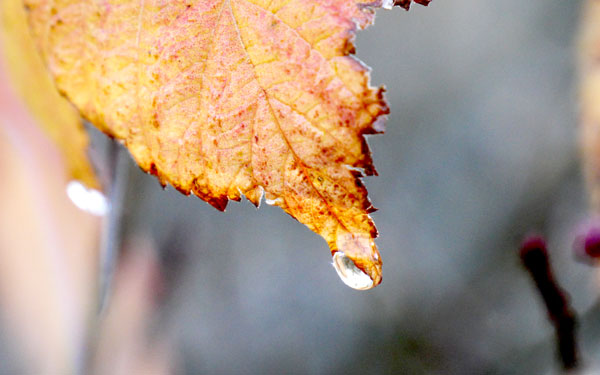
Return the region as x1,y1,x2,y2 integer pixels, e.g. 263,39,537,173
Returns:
97,140,128,314
520,236,579,371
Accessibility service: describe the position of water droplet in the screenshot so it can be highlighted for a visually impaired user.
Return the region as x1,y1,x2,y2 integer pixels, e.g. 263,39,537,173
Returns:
66,181,108,216
332,252,374,290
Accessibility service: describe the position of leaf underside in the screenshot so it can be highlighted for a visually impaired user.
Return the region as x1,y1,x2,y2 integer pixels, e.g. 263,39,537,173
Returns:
25,0,397,285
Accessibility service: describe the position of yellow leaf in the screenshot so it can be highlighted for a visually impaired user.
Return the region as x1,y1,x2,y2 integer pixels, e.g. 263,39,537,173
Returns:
580,0,600,210
25,0,391,288
0,0,99,189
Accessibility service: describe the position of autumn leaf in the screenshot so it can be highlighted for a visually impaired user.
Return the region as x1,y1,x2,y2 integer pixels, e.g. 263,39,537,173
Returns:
24,0,397,289
0,0,99,189
392,0,431,11
580,0,600,210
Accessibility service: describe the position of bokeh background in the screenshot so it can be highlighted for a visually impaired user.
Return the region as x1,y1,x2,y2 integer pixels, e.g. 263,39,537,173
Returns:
2,0,599,374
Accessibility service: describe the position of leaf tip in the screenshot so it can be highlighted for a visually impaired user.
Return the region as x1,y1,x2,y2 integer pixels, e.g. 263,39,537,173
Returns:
332,230,382,289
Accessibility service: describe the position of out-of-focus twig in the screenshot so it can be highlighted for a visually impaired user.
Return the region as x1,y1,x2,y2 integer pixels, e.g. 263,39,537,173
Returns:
519,235,579,370
98,140,129,314
90,240,175,375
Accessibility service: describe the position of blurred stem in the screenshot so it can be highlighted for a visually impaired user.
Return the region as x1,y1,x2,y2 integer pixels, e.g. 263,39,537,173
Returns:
520,236,579,370
492,298,600,374
97,140,128,314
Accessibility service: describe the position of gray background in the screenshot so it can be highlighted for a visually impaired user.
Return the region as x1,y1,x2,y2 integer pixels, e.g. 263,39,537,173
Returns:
105,0,598,374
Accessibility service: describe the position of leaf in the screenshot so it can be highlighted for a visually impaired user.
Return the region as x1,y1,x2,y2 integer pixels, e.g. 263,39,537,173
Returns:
580,0,600,210
392,0,431,11
0,0,99,189
25,0,392,288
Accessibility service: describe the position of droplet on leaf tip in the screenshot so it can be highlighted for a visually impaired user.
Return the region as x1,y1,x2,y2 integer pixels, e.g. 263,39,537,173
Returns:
66,181,108,216
332,252,374,290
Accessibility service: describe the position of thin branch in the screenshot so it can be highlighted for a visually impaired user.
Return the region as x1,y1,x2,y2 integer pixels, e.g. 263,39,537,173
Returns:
97,140,129,314
519,235,579,370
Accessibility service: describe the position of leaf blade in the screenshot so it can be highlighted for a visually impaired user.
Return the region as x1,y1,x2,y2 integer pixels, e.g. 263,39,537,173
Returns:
26,0,390,287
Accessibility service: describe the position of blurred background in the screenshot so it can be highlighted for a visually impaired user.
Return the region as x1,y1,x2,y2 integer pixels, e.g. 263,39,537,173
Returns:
1,0,598,374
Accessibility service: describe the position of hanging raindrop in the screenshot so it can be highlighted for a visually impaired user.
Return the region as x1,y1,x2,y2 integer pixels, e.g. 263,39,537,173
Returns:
66,181,108,216
332,252,374,290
